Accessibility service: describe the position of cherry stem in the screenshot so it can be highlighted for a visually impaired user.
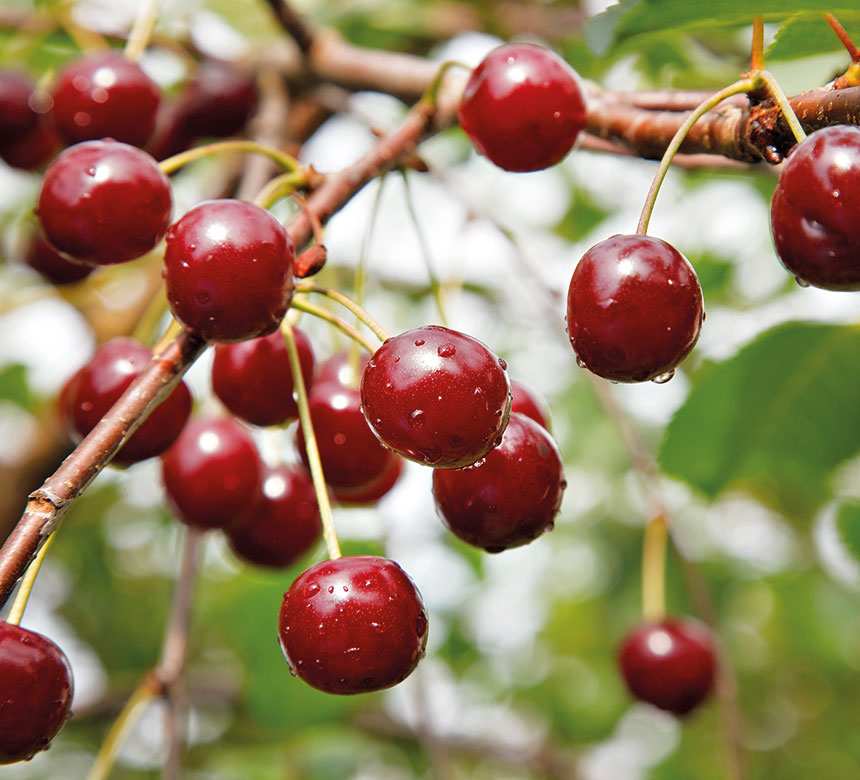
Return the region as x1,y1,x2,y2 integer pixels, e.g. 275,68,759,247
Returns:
636,77,757,235
756,70,808,144
281,320,341,560
123,0,161,62
159,140,300,177
750,17,765,73
291,297,378,353
824,13,860,63
253,171,309,210
642,512,668,621
423,60,471,106
4,532,54,626
295,281,390,343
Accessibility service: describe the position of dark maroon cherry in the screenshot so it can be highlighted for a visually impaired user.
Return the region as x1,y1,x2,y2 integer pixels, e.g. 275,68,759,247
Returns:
175,59,257,140
163,199,294,342
0,115,59,171
510,380,551,431
332,454,404,505
60,337,192,465
432,413,565,552
771,125,860,290
0,72,39,144
0,622,73,764
227,465,321,568
360,325,511,468
566,234,704,383
278,555,428,694
19,227,93,285
458,42,586,172
618,617,716,716
161,416,263,530
50,50,160,147
37,139,172,266
211,327,314,426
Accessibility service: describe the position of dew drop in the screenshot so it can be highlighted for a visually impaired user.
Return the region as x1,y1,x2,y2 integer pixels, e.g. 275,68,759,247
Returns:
394,356,400,363
498,358,507,370
414,338,425,346
327,586,334,593
437,343,456,357
384,382,394,394
306,583,320,596
795,276,811,288
416,611,428,637
651,370,675,384
575,356,586,369
342,585,349,592
408,409,426,428
560,479,568,490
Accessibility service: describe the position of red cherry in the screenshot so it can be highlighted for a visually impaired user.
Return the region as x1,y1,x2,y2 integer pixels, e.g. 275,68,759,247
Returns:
50,51,160,147
278,555,428,694
0,115,59,171
618,618,716,716
566,234,704,382
458,43,586,172
360,325,511,468
0,72,39,144
0,622,73,764
176,59,258,140
332,454,404,505
163,199,295,342
315,350,369,388
37,140,172,266
18,227,94,285
510,380,551,431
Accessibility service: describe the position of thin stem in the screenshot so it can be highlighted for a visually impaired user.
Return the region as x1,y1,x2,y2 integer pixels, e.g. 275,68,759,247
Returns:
355,175,387,309
824,13,860,63
642,513,668,621
423,60,471,106
295,281,390,343
5,533,54,626
757,70,808,144
750,17,765,73
123,0,161,62
281,321,341,560
159,140,300,177
253,171,309,210
636,77,757,235
291,297,378,353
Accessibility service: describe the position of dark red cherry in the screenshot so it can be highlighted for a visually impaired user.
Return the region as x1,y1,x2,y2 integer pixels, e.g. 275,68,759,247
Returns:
566,234,704,383
458,42,586,172
60,337,192,465
227,465,321,568
510,380,550,431
618,618,716,716
278,555,428,694
163,199,294,342
37,139,172,266
175,59,258,140
315,350,369,388
0,72,39,144
771,125,860,290
18,227,93,285
50,50,160,147
0,622,73,764
360,325,511,468
332,454,403,505
161,416,263,530
432,413,564,552
0,115,59,171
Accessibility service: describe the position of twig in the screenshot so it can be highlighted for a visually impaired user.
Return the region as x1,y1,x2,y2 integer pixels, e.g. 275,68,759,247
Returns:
265,0,315,55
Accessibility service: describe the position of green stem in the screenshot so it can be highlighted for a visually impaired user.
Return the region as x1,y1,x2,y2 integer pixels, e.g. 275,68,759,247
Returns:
253,171,309,210
295,281,390,343
123,0,161,62
642,513,668,621
757,70,808,144
159,140,300,177
291,297,378,353
5,533,54,626
423,60,470,106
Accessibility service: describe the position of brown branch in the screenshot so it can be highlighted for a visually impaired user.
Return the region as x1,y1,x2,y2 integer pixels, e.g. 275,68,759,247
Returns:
264,0,315,54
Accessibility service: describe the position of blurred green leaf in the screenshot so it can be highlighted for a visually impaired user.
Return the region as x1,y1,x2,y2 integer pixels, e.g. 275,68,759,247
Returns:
0,363,34,411
768,13,860,60
836,502,860,562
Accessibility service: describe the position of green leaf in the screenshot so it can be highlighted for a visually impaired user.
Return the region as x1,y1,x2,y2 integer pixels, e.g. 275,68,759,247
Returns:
660,322,860,520
768,13,860,61
836,502,860,562
0,363,35,411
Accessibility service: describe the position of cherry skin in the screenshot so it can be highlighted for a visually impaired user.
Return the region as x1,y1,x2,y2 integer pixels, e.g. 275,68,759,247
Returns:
360,325,511,468
458,42,586,172
19,227,94,285
566,234,704,383
161,417,263,530
510,379,551,431
0,115,59,171
432,413,565,552
770,125,860,290
227,465,321,568
60,338,192,465
0,622,74,764
278,555,428,694
163,199,294,342
50,50,160,147
315,350,369,388
618,617,716,716
333,455,403,505
0,72,39,144
37,140,172,266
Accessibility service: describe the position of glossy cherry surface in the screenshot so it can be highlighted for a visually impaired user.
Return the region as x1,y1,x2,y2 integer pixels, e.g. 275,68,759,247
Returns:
332,455,403,505
161,417,263,530
21,228,93,285
50,50,160,147
211,327,314,426
37,140,172,266
432,413,565,552
566,234,703,382
458,43,586,172
771,125,860,290
360,325,511,468
278,555,428,694
60,338,192,465
0,115,58,170
0,72,39,144
177,59,258,140
510,380,551,431
163,199,294,342
0,622,73,764
228,465,321,568
618,618,716,716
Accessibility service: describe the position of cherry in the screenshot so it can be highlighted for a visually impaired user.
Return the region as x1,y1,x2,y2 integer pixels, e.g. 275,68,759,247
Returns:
161,416,263,530
37,139,172,266
0,622,74,764
60,337,192,465
458,42,586,172
770,125,860,290
0,115,59,171
0,72,39,144
227,465,321,568
360,325,511,468
510,379,551,431
278,555,428,694
566,234,704,383
432,413,565,552
211,327,314,427
18,227,94,285
315,350,369,388
50,50,160,147
618,617,716,716
163,199,295,342
333,455,403,505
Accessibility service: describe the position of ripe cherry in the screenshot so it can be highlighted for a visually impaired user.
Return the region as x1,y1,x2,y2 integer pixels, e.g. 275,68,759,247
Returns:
333,455,403,505
770,125,860,290
618,618,716,716
50,50,160,147
0,622,74,764
161,416,263,530
60,338,192,465
432,413,565,552
360,325,511,468
37,140,172,266
18,227,94,285
510,380,551,431
278,555,428,694
458,42,586,172
315,350,369,388
163,199,294,342
566,234,703,382
0,72,39,144
0,116,58,171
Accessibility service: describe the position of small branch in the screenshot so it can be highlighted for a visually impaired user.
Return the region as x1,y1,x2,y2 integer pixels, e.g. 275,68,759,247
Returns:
123,0,161,62
824,13,860,63
290,297,378,353
265,0,315,55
